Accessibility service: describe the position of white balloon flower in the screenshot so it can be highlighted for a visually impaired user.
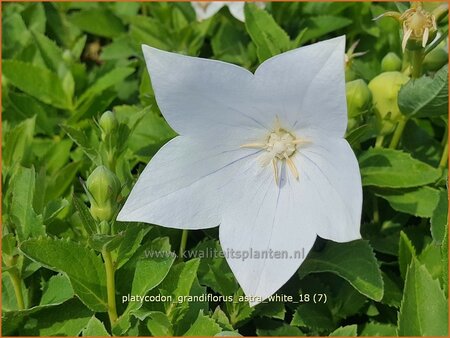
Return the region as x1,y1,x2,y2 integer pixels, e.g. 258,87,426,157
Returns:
191,1,265,22
118,36,363,306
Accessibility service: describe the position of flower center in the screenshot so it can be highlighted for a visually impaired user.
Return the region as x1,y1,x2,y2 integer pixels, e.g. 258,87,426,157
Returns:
241,122,309,185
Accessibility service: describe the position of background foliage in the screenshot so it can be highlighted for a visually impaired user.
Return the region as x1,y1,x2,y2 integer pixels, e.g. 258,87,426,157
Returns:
2,1,448,336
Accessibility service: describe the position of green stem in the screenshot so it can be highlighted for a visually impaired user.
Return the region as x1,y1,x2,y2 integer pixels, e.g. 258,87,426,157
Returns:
375,134,385,148
389,118,407,149
9,271,25,310
409,48,424,79
102,249,118,324
178,229,188,261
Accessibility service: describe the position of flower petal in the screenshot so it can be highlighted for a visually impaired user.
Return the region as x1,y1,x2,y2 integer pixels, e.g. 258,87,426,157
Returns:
142,45,268,142
192,2,225,21
295,137,362,242
219,163,317,305
117,136,259,229
253,36,347,138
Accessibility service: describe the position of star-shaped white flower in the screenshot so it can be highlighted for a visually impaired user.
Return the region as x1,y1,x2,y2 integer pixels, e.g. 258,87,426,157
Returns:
118,36,363,306
191,1,265,22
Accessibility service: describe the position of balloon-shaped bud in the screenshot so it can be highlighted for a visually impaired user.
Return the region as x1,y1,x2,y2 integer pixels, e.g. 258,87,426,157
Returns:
346,79,371,118
99,111,118,141
86,166,121,221
381,52,402,72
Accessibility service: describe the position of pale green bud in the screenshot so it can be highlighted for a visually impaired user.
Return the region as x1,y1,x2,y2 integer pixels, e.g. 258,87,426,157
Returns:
346,79,371,118
99,111,118,141
381,52,402,72
86,166,121,222
368,71,410,122
423,47,448,72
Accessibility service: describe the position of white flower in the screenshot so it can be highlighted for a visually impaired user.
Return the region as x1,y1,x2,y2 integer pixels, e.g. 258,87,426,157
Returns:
118,36,362,306
191,1,265,22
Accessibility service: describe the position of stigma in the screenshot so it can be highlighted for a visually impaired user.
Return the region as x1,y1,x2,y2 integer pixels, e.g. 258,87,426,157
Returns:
241,121,309,185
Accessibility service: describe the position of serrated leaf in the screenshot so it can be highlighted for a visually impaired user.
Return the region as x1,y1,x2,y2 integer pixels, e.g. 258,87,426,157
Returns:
377,186,441,218
20,237,108,312
72,196,97,235
21,299,92,336
244,3,290,62
399,231,416,280
431,189,448,244
183,311,222,336
3,116,35,169
330,324,357,336
146,311,173,336
69,8,125,38
359,148,441,188
9,166,45,241
398,259,448,336
291,302,335,330
360,322,396,336
3,60,72,109
398,65,448,118
82,316,110,336
299,240,383,301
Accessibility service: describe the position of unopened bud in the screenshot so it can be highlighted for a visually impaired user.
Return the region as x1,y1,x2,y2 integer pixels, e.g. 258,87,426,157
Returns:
346,79,371,118
368,71,409,122
86,166,121,222
99,111,118,141
381,52,402,72
423,47,448,72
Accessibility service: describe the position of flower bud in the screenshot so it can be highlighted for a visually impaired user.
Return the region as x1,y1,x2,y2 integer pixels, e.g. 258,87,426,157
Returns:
346,79,371,118
423,47,448,72
99,111,118,141
381,52,402,72
368,71,409,122
86,166,121,222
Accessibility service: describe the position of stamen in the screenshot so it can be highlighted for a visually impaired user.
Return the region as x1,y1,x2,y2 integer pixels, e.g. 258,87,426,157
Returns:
240,143,266,149
272,159,279,186
284,154,299,180
402,28,413,51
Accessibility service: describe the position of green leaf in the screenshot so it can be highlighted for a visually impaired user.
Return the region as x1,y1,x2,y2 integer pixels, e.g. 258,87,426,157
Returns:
441,224,448,296
398,259,448,336
359,148,441,188
399,231,416,280
118,237,175,314
31,30,65,74
40,274,75,306
431,189,448,244
72,196,97,235
146,311,173,336
3,116,35,169
398,65,448,118
183,311,222,336
3,60,72,109
256,318,304,336
299,16,352,44
330,324,357,336
291,302,335,330
377,186,441,218
82,316,110,336
299,240,383,301
45,161,81,202
418,243,443,281
115,225,150,269
21,299,92,336
20,237,108,312
244,3,290,62
9,166,45,241
360,322,396,336
69,8,125,38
